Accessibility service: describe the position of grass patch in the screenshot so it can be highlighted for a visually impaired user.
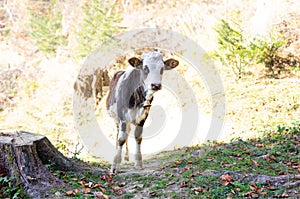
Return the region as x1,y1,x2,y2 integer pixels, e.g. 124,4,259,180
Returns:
193,123,299,176
0,122,291,198
48,122,299,198
129,122,299,198
0,176,28,199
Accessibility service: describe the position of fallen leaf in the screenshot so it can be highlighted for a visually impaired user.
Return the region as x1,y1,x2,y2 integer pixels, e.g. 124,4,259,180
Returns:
194,191,200,195
149,191,157,197
83,187,91,194
223,163,237,167
174,161,181,165
220,174,233,182
249,183,258,191
267,186,277,190
251,193,259,198
207,157,215,161
118,181,126,187
180,181,188,188
227,193,234,198
251,159,259,167
184,166,190,171
59,171,66,177
92,183,101,188
99,187,106,193
112,186,123,195
191,187,202,192
221,181,230,186
242,192,252,197
66,190,74,196
94,191,109,199
255,143,264,147
257,187,262,193
78,180,85,186
66,189,79,196
269,155,277,162
261,191,268,196
101,174,113,187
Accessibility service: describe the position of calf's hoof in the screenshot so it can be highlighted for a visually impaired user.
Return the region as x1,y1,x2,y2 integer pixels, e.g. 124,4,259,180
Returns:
135,163,143,170
124,155,129,161
110,164,120,173
110,167,117,174
134,153,143,170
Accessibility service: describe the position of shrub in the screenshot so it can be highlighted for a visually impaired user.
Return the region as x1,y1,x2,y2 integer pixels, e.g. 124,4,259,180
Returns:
250,36,300,78
28,0,67,56
76,0,124,58
212,17,289,79
213,19,255,79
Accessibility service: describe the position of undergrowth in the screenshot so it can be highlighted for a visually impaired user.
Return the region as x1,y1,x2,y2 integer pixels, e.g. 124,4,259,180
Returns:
0,176,27,199
27,0,123,58
212,14,298,80
76,0,123,58
49,122,299,198
28,0,67,56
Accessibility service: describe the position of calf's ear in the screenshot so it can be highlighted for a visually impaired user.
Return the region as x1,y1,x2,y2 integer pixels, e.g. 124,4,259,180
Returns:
164,59,179,70
128,57,142,68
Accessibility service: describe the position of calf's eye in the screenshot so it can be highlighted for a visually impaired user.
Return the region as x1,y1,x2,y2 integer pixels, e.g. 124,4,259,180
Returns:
160,68,164,75
144,65,149,74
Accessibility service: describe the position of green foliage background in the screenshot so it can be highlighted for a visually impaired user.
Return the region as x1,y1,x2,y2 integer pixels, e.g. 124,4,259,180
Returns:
212,17,289,79
76,0,123,58
29,1,67,55
28,0,123,58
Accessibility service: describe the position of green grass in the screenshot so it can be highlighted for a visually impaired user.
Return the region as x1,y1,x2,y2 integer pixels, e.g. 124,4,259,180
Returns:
38,122,300,198
0,176,28,199
0,112,296,197
1,122,297,198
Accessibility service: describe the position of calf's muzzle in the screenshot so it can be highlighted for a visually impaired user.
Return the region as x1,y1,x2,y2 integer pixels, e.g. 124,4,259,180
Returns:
151,83,162,91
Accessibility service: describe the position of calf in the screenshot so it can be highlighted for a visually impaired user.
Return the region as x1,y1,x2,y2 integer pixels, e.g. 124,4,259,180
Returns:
106,52,179,173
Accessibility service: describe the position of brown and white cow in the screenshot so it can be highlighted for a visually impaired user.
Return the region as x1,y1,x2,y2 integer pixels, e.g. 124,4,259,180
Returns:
106,51,179,173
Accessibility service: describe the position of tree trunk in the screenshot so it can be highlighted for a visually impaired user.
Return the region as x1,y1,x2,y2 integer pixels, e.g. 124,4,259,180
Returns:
0,130,82,198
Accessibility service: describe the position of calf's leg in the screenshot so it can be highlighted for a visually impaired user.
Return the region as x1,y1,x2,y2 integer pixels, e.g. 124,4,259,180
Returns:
124,124,130,161
133,106,151,170
111,121,128,173
134,125,143,169
124,138,129,161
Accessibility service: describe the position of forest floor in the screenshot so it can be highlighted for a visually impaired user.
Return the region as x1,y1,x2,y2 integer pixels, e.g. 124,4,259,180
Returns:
47,123,299,198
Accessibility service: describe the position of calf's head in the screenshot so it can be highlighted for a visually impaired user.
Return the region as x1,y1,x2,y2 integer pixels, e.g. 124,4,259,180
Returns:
128,52,179,91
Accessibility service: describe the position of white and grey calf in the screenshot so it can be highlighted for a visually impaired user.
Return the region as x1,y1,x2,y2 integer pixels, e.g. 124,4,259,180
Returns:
106,52,179,173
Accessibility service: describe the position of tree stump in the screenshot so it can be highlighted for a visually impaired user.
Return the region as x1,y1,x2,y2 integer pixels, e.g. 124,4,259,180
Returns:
0,130,82,198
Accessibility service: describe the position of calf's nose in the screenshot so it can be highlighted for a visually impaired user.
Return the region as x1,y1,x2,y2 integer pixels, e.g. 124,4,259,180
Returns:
151,83,162,91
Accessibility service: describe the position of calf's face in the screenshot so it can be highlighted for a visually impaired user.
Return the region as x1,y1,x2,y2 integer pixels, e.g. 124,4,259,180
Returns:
128,52,179,91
